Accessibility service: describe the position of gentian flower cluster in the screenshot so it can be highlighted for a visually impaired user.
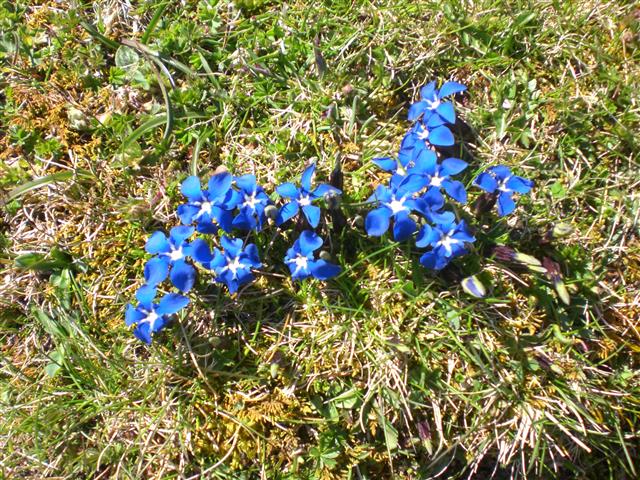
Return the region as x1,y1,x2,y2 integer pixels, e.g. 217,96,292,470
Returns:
124,80,535,343
125,166,342,343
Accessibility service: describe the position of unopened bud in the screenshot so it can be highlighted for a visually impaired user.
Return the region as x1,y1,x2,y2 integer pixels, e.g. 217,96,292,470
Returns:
461,275,487,298
264,205,278,220
552,223,573,238
326,194,341,210
353,215,364,228
513,252,546,273
318,250,332,262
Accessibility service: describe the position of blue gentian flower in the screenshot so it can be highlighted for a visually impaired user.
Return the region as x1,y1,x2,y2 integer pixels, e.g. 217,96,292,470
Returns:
201,236,261,294
177,173,241,233
408,80,467,125
365,175,428,241
125,284,189,344
232,174,272,231
275,163,341,228
144,226,197,292
405,149,468,204
416,219,475,270
474,166,534,216
284,230,341,281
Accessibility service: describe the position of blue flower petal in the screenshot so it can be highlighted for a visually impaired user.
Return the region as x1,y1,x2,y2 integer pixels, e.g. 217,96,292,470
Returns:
474,172,498,193
156,293,190,316
144,257,170,285
235,174,257,192
439,81,467,98
436,102,456,124
441,158,468,176
300,163,316,191
365,207,392,236
299,230,323,255
221,236,243,258
398,174,429,195
276,201,300,226
489,165,512,180
372,157,398,172
393,212,417,241
169,226,194,246
313,184,341,199
413,149,438,175
425,113,447,128
133,322,152,344
497,192,516,216
181,176,202,201
177,204,200,225
135,284,157,306
506,175,534,194
443,179,467,203
214,208,234,233
276,182,299,198
408,101,428,121
170,260,196,292
420,81,437,100
415,225,439,248
189,238,213,265
146,231,170,255
429,209,456,225
420,251,450,270
125,304,145,326
244,244,262,267
210,248,226,269
302,205,321,228
428,125,455,146
309,259,341,280
208,172,233,199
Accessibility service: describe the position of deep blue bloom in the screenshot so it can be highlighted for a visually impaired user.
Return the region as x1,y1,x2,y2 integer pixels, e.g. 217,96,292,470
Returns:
365,175,428,241
177,173,241,233
474,165,534,216
125,284,189,343
144,226,197,292
408,80,467,125
194,236,261,294
284,230,341,281
416,219,475,270
405,149,468,204
232,174,272,231
275,163,341,228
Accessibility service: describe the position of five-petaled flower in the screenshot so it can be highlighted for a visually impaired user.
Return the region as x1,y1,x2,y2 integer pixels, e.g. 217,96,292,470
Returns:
416,219,475,270
144,226,197,292
232,174,272,231
405,149,468,204
284,230,341,281
178,172,240,233
474,166,534,216
193,236,261,294
275,163,341,228
408,80,467,126
125,284,189,344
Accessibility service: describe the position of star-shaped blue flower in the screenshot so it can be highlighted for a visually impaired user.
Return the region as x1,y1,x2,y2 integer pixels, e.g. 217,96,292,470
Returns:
275,163,341,228
284,230,341,281
474,166,534,216
144,226,197,292
416,219,475,270
365,174,428,241
231,174,272,231
125,284,189,344
177,172,240,233
405,149,468,204
408,80,467,126
197,236,261,294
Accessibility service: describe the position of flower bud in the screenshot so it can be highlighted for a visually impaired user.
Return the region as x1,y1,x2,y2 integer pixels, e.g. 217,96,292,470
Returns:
552,223,573,238
318,250,332,262
264,205,278,220
353,215,364,228
461,275,487,298
513,252,546,273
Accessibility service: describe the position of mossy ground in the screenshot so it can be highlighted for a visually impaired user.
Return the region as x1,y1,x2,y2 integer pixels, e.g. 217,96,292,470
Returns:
1,0,640,478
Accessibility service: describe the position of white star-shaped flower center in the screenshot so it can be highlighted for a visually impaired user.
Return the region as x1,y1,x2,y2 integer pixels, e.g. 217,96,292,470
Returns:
430,175,444,187
142,311,160,331
195,201,213,219
385,196,408,215
417,126,430,140
242,192,260,210
169,246,184,261
291,254,309,276
226,256,244,278
498,176,512,193
298,195,312,207
437,230,460,256
426,94,440,110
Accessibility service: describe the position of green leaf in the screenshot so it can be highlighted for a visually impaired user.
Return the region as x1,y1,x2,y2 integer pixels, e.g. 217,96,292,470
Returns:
115,45,140,68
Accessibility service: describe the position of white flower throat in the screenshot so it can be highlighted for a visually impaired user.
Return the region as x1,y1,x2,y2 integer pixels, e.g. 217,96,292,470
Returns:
385,196,408,215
